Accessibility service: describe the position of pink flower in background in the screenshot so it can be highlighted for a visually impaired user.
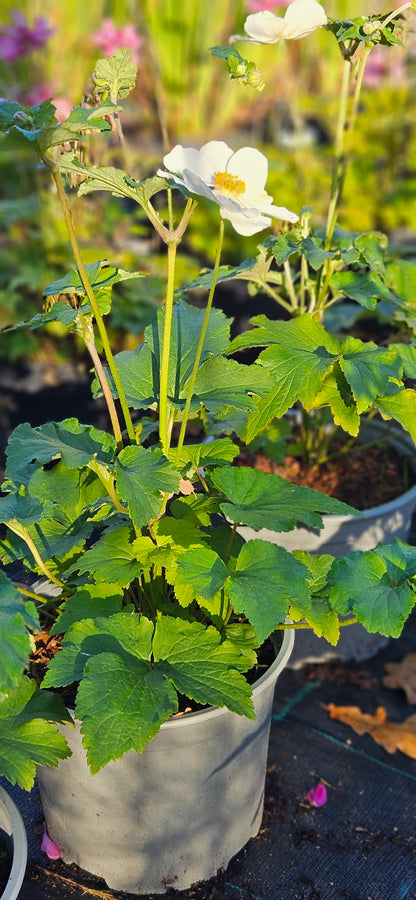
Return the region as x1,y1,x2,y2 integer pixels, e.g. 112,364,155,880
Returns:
92,18,142,64
20,84,72,122
307,781,328,807
363,46,405,87
41,822,61,860
246,1,292,10
0,11,55,63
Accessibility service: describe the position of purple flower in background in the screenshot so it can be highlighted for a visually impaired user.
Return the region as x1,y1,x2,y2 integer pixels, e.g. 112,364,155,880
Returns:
307,781,328,807
41,822,61,860
92,18,142,64
0,11,55,63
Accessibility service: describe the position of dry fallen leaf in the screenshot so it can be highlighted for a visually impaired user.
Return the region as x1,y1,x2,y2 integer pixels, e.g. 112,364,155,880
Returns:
326,703,416,759
382,653,416,705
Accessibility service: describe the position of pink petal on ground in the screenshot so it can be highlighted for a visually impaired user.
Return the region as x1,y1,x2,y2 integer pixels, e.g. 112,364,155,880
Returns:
41,822,61,859
307,781,328,806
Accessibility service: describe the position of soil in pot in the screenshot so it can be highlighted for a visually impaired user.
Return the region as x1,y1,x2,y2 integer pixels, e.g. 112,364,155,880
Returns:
236,439,416,509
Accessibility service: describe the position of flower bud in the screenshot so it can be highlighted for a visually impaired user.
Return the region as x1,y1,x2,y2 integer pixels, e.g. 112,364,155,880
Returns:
246,68,265,91
12,110,34,129
362,19,382,36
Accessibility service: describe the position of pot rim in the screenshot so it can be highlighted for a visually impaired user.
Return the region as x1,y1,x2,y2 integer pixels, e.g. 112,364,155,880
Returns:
162,627,294,730
0,785,27,900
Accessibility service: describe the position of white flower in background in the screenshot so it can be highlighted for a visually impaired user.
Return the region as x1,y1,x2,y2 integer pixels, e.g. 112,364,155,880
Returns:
158,140,299,236
242,0,327,43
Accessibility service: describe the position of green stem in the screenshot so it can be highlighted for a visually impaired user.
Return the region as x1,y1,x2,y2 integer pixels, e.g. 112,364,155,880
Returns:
159,240,178,456
84,336,123,443
324,57,351,249
8,523,64,589
283,259,298,310
175,220,225,461
51,169,136,446
275,616,358,631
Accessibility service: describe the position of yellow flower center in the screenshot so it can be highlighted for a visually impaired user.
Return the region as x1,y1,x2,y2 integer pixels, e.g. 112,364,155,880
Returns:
213,171,246,197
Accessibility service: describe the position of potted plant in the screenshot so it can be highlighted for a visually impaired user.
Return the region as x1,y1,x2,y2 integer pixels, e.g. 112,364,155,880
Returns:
0,3,416,894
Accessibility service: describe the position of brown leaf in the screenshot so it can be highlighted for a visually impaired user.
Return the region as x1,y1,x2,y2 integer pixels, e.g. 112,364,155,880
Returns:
326,703,416,759
179,477,195,496
382,653,416,705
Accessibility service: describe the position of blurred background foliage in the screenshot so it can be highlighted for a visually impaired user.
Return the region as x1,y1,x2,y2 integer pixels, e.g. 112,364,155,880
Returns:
0,0,415,363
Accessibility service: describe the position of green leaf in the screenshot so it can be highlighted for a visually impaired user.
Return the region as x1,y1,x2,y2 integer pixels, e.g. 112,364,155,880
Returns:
330,271,395,309
180,259,257,293
354,233,387,274
174,547,229,603
77,653,176,772
5,419,114,479
50,583,124,636
290,552,340,642
170,493,222,526
43,260,142,298
299,237,337,270
0,678,71,790
116,446,180,529
0,493,46,526
228,540,311,644
312,365,360,435
328,540,416,637
177,438,239,472
108,303,231,409
0,572,39,691
272,234,300,265
28,463,108,525
59,154,167,209
193,356,271,415
239,316,340,441
375,389,416,443
93,48,138,100
210,465,358,532
153,617,255,715
75,526,149,586
338,338,401,414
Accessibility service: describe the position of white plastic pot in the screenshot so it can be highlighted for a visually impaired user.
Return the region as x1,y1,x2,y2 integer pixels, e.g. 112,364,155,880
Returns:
0,786,27,900
37,629,294,895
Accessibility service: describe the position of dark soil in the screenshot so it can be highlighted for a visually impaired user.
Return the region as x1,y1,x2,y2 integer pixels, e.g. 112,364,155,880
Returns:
0,831,12,893
236,441,415,509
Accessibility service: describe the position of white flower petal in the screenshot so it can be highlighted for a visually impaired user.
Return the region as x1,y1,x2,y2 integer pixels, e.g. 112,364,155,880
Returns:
227,147,268,194
221,207,273,236
197,141,234,182
244,11,286,43
282,0,327,39
259,202,299,223
161,145,201,177
243,0,327,43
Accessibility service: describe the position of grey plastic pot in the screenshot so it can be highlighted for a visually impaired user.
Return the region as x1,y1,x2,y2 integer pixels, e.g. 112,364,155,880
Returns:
237,424,416,667
0,786,28,900
36,629,294,895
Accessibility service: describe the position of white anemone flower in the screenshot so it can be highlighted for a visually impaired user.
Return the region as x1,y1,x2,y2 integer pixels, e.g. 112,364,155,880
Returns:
242,0,327,43
158,140,299,236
